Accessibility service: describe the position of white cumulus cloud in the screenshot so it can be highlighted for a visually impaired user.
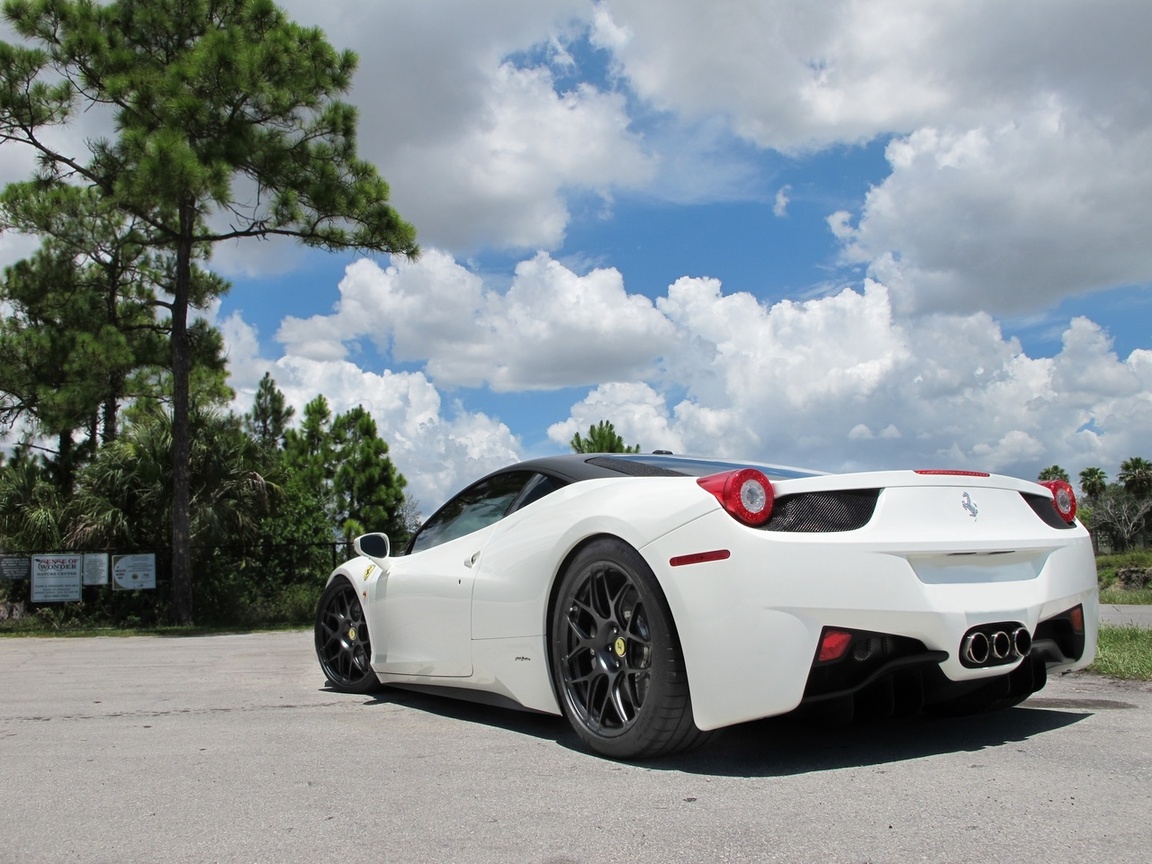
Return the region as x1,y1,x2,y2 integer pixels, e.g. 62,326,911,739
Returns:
277,250,677,391
548,273,1152,479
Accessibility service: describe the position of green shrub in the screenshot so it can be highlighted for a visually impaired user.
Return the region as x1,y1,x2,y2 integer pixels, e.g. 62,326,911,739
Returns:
1096,549,1152,588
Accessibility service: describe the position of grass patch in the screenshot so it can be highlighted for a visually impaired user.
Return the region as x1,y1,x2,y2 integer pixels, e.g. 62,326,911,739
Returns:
1089,625,1152,680
1099,587,1152,605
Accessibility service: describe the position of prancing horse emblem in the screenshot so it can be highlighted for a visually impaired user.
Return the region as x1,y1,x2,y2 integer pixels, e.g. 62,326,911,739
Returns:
961,491,979,520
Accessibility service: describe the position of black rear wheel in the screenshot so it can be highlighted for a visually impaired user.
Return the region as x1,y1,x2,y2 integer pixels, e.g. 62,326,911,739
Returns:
315,579,378,693
550,538,709,759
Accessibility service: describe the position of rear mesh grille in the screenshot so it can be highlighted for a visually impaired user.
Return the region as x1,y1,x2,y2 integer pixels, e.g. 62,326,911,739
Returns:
762,489,880,533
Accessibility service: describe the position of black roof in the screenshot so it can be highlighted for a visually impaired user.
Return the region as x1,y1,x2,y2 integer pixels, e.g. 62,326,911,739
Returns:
490,453,818,484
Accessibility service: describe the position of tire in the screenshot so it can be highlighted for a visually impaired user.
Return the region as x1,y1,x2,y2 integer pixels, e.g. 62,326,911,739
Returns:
550,538,709,759
315,578,379,694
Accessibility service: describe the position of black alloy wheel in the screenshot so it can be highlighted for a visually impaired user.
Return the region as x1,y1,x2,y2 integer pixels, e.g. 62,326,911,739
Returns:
315,579,379,693
550,538,708,759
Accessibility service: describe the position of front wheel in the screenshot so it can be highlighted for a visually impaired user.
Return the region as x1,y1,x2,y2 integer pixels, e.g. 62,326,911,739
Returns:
550,538,709,759
315,579,379,693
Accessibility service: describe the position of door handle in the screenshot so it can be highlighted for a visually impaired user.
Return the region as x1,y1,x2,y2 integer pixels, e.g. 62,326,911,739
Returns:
464,551,480,568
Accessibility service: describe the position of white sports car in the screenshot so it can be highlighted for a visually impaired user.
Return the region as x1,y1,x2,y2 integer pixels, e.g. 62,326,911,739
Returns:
314,453,1097,759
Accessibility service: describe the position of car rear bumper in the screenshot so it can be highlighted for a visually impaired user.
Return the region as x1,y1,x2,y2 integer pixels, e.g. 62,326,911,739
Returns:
643,509,1098,731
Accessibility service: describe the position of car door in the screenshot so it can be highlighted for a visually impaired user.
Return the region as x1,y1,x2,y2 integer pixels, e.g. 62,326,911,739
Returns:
376,471,536,677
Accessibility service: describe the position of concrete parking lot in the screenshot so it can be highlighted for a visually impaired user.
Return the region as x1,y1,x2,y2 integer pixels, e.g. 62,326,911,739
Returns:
1,630,1150,864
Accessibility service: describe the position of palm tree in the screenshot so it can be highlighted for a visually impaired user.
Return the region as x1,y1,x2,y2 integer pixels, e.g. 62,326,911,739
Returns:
0,450,65,551
1078,467,1107,502
1118,457,1152,498
1038,465,1069,482
68,405,273,551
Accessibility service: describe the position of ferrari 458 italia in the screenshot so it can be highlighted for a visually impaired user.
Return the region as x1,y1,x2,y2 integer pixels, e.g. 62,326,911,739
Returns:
314,453,1096,759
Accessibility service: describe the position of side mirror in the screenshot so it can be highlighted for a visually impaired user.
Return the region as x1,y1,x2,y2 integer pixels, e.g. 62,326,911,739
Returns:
353,533,391,564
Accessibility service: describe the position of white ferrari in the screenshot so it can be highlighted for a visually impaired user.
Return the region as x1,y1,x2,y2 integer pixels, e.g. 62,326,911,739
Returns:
314,453,1097,759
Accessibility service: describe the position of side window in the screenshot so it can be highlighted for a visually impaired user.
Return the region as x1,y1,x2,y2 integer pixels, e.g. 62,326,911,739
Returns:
510,473,567,513
409,471,535,553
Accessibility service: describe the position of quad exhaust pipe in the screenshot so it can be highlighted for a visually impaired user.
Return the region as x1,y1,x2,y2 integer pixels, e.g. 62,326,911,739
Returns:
960,624,1031,667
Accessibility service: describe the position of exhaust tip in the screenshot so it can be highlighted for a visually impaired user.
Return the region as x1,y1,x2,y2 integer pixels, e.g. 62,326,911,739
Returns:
990,630,1012,661
1012,627,1032,657
962,631,990,665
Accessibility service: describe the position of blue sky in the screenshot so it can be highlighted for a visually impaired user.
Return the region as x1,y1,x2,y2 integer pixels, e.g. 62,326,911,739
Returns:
5,1,1151,512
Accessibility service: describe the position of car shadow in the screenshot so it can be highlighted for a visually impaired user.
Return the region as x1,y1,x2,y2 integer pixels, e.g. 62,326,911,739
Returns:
648,707,1091,777
344,684,1094,777
354,684,576,740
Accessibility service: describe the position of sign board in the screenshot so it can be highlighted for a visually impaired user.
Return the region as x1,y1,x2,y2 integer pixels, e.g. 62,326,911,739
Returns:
82,553,110,586
31,555,82,602
0,555,31,581
111,553,156,591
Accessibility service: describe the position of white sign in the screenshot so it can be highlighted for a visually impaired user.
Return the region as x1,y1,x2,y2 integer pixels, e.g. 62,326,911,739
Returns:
111,553,156,591
82,553,109,586
31,555,82,603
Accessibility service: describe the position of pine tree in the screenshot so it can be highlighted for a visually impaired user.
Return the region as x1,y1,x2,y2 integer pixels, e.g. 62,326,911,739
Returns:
245,372,295,452
569,420,640,454
1,0,417,622
331,406,407,543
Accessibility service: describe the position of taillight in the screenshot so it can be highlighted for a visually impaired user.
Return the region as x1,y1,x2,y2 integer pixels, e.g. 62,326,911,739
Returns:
1040,479,1077,523
698,469,775,526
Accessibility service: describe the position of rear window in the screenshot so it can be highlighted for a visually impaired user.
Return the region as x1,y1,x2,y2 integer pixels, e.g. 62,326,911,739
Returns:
587,454,819,481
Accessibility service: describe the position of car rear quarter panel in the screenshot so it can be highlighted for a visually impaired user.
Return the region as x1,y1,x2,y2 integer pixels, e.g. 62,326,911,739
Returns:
469,477,717,641
462,478,718,713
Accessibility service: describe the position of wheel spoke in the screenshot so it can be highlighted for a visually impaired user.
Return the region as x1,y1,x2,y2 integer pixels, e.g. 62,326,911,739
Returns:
566,667,597,687
612,676,636,722
592,565,621,620
607,578,632,622
564,610,595,647
591,676,615,727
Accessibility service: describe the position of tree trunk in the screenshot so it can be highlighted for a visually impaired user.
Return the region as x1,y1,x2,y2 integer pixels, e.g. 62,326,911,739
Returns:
170,201,195,625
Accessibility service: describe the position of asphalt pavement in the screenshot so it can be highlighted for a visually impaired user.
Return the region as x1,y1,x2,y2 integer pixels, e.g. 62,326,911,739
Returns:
2,629,1151,864
1099,603,1152,628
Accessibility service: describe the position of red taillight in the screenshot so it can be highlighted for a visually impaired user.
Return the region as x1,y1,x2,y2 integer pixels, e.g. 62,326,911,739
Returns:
817,629,854,663
698,469,775,526
1040,479,1077,523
